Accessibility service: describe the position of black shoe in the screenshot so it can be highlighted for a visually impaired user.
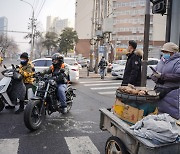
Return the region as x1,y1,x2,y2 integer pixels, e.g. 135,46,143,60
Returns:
5,106,15,109
15,108,24,114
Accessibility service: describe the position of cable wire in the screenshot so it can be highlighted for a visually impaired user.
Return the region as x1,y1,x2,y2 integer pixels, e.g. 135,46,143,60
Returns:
36,0,46,18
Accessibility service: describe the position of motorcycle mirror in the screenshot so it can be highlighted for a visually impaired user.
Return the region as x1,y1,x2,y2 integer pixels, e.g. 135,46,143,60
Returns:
3,65,7,69
16,65,19,68
11,64,15,69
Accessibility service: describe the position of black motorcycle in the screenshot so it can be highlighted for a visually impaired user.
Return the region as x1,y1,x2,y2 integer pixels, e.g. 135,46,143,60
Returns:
24,73,76,131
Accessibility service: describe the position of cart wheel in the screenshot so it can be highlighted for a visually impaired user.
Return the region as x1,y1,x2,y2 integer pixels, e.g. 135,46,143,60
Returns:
105,136,127,154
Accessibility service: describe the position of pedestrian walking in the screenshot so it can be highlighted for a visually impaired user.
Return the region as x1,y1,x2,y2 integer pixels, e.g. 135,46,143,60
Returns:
122,40,143,86
98,56,108,79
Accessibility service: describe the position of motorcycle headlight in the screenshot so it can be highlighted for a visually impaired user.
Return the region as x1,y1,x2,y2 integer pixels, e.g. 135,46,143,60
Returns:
37,81,45,89
49,79,56,86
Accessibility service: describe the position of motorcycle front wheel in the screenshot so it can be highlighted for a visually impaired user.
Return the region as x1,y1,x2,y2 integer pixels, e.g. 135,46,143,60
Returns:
24,100,45,131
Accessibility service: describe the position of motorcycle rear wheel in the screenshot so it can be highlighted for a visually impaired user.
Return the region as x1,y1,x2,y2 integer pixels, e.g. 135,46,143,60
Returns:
24,100,45,131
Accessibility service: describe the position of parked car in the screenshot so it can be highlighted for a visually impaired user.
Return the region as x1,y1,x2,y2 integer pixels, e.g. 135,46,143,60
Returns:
64,57,82,70
147,58,160,78
107,63,112,72
111,60,127,79
32,57,79,82
76,57,87,67
111,58,160,79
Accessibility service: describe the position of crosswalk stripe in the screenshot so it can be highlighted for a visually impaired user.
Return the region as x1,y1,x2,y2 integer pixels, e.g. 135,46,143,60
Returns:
98,91,116,95
0,138,19,154
80,80,115,84
65,136,100,154
91,86,118,90
84,83,120,86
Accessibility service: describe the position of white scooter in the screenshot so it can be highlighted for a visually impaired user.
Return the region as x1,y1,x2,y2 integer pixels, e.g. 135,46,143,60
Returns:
0,64,32,112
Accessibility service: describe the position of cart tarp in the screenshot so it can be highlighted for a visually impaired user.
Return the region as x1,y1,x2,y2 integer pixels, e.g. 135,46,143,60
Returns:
130,114,179,144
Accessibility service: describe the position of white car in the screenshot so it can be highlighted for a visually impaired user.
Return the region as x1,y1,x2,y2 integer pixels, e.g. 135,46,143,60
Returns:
111,58,160,79
147,58,160,78
32,57,79,82
111,60,127,79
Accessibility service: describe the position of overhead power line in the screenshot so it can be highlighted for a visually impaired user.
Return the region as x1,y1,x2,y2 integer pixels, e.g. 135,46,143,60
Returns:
0,30,29,34
36,0,46,18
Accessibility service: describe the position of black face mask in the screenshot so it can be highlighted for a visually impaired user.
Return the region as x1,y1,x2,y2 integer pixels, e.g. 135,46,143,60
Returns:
53,61,63,68
20,60,28,66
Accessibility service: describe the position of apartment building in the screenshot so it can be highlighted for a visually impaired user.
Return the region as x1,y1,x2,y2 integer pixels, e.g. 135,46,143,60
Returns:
75,0,166,58
75,0,94,57
46,16,70,34
112,0,166,58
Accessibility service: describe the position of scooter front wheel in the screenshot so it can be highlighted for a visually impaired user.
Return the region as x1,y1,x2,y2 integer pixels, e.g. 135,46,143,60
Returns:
24,100,45,131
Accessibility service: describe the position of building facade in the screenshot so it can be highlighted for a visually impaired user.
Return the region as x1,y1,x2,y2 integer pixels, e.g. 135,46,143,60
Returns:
75,0,166,59
46,16,70,34
0,17,8,36
75,0,94,57
112,0,166,58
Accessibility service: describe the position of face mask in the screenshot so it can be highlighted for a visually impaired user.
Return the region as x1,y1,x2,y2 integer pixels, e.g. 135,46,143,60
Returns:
163,53,171,60
20,60,28,65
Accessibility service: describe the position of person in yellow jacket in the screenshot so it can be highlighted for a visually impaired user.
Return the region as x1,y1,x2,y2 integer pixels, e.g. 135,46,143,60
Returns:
15,52,35,114
0,56,3,66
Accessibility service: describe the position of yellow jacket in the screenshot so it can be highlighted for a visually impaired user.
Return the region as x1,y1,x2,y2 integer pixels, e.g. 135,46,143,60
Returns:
19,61,35,84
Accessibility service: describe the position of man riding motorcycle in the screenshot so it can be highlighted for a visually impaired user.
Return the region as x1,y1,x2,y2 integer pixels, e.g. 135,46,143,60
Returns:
42,53,69,114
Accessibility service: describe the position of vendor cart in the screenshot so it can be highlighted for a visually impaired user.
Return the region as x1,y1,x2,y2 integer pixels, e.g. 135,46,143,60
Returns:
99,89,180,154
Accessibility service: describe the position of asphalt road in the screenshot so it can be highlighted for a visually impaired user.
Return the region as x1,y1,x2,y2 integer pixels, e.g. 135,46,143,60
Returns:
0,59,156,154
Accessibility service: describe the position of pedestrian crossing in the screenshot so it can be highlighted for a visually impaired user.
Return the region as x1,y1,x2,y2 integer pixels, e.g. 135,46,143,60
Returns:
0,136,100,154
80,79,122,96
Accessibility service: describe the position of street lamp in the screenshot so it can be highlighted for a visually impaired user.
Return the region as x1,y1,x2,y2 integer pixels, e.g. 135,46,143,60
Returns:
20,0,35,60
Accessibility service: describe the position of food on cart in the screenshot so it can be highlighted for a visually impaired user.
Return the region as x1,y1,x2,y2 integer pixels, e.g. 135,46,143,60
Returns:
118,84,157,96
118,84,147,95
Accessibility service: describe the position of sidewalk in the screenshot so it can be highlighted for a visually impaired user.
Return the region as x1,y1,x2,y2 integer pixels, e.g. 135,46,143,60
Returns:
79,67,112,78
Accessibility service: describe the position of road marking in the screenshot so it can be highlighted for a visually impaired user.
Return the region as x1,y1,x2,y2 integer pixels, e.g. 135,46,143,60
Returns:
98,91,115,95
65,136,100,154
84,83,120,86
91,86,118,90
0,138,19,154
80,80,115,84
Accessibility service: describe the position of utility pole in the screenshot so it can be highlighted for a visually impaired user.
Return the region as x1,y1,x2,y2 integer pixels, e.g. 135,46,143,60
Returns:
20,0,35,60
165,0,172,42
89,0,96,71
141,0,150,87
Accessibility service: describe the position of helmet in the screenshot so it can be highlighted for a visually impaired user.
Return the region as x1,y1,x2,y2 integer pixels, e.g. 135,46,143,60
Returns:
52,53,64,65
129,40,137,49
20,52,29,59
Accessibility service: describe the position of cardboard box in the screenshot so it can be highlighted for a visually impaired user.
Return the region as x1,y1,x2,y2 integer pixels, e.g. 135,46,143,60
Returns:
113,99,144,124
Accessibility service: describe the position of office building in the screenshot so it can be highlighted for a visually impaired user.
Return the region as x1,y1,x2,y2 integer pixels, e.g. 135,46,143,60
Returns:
0,17,8,36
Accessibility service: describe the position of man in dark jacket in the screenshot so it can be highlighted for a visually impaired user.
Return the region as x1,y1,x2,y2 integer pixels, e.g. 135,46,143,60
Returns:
122,40,143,86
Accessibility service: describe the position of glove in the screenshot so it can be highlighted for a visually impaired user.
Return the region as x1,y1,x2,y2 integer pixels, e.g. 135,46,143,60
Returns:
153,72,161,78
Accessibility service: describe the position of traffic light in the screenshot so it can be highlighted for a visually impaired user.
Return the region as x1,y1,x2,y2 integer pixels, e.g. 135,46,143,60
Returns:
150,0,167,15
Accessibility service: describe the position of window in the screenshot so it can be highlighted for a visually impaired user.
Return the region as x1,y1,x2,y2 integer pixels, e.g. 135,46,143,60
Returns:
33,60,47,67
147,60,158,65
46,60,52,66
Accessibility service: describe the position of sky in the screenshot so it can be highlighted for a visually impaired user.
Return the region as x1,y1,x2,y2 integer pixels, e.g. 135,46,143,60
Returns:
0,0,75,52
